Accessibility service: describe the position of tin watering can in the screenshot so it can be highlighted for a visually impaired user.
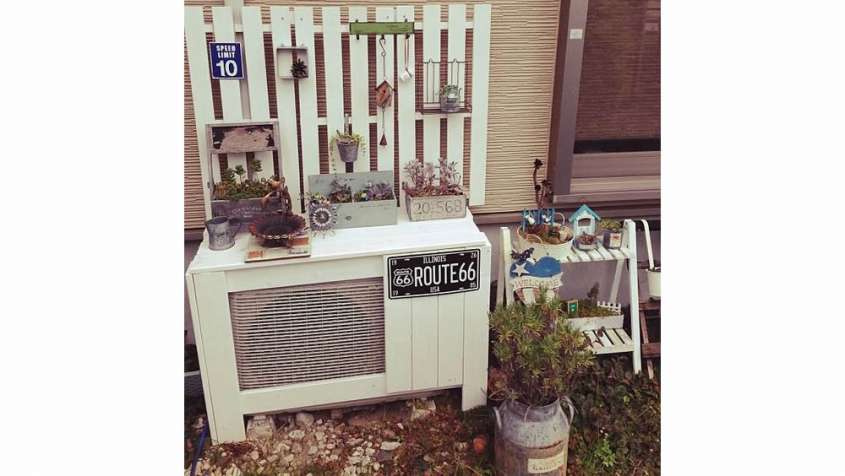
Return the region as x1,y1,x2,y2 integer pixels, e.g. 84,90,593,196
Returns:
205,216,241,250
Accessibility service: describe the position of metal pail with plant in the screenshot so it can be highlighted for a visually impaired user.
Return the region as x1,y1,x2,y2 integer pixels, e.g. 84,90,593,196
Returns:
489,294,594,475
439,84,462,112
641,219,660,300
331,130,366,164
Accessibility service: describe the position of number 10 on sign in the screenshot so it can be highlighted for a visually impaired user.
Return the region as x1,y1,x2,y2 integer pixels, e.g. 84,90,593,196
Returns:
208,42,245,80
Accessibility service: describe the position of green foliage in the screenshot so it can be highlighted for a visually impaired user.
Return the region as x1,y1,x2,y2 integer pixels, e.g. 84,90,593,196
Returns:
489,293,595,406
327,178,353,203
568,357,661,476
599,219,622,233
567,300,617,318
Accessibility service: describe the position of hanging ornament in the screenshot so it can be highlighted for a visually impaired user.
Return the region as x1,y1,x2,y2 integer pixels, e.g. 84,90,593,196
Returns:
374,36,394,147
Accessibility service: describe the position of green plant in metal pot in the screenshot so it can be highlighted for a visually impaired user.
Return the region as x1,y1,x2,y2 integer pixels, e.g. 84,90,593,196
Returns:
330,130,367,164
439,84,462,112
489,293,595,475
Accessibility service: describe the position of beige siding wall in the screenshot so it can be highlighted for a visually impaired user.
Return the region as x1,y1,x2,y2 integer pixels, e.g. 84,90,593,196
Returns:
184,0,562,229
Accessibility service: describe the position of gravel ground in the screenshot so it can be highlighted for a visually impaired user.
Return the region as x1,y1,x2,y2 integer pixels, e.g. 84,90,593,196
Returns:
186,390,493,475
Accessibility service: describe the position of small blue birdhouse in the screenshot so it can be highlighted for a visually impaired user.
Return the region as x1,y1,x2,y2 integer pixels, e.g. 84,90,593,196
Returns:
569,204,600,237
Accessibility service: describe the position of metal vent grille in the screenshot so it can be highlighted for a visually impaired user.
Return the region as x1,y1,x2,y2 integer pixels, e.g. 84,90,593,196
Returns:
229,278,385,390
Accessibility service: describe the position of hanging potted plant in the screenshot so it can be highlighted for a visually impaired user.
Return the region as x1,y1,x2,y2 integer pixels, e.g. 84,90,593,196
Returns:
402,157,467,221
489,294,595,475
439,84,462,112
330,130,366,164
599,219,624,250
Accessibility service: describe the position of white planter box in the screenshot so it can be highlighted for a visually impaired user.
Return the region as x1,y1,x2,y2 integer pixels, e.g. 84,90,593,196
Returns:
565,301,623,332
514,228,573,261
405,194,467,221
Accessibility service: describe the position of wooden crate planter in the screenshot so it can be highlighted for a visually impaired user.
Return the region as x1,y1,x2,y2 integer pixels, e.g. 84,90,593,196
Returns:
308,171,397,229
211,196,285,222
405,194,467,221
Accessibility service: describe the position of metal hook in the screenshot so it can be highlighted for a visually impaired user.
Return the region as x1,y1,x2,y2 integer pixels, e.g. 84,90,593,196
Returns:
404,18,409,39
379,35,387,57
354,19,360,40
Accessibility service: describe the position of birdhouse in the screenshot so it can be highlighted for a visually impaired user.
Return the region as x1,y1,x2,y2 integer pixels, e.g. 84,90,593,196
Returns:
374,80,394,108
569,204,600,237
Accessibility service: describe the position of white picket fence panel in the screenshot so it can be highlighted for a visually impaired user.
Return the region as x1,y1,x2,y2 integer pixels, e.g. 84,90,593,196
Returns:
185,4,492,216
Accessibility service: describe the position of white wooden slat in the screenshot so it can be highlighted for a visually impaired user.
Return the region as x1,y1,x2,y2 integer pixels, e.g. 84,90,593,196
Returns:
625,219,642,374
348,6,371,172
606,247,624,260
185,7,216,218
462,246,491,410
586,247,604,261
212,7,248,175
496,227,506,306
469,4,491,205
412,295,438,390
422,5,441,163
500,227,514,305
445,4,466,186
573,247,591,262
609,259,624,303
604,328,619,345
322,7,346,174
584,331,601,351
396,5,416,205
595,328,613,348
620,246,633,259
271,6,303,212
294,7,320,196
595,244,614,260
375,7,396,172
566,249,581,263
613,328,632,345
242,6,274,180
437,293,464,387
194,272,245,442
384,256,412,393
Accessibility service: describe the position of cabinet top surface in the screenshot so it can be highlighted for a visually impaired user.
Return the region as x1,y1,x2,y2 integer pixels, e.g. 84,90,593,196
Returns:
187,208,489,274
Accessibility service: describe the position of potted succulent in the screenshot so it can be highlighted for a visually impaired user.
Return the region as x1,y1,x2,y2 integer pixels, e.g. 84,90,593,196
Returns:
330,130,367,164
599,219,623,250
290,58,308,79
563,283,624,332
574,232,599,251
439,84,462,112
402,157,467,221
489,294,595,475
307,171,398,229
211,160,287,221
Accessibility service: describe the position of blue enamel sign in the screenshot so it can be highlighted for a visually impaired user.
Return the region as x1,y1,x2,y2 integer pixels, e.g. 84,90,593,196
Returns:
208,42,245,80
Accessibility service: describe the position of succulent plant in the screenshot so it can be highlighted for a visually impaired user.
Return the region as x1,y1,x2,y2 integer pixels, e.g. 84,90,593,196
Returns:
290,58,308,78
600,219,623,233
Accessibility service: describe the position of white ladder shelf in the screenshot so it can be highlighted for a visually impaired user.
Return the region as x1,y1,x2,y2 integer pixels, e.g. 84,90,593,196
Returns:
497,219,642,374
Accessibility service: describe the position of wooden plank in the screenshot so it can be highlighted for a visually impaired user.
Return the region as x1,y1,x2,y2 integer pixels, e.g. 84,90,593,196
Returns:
585,247,603,261
396,5,416,205
584,331,601,351
294,7,320,196
201,20,476,34
609,259,624,303
572,247,591,262
212,6,247,174
348,6,370,172
241,6,274,179
595,244,614,260
642,342,661,358
185,6,216,218
469,4,491,205
445,4,466,185
613,328,631,344
437,293,464,387
412,295,438,390
570,175,661,194
566,249,582,263
322,7,346,173
595,328,613,348
462,245,491,410
496,227,506,306
625,219,642,374
607,247,625,260
422,5,441,165
500,227,513,305
193,271,245,442
375,7,396,172
604,328,619,345
384,255,412,393
271,6,303,212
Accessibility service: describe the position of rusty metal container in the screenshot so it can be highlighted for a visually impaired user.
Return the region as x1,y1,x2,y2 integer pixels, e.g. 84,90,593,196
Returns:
493,397,575,475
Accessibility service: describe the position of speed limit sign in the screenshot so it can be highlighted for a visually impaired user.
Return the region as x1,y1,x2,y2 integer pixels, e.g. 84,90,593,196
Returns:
208,42,245,80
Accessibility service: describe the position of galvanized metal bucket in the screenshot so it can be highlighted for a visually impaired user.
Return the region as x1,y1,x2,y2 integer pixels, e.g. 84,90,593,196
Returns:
493,397,575,475
205,216,241,251
336,141,359,163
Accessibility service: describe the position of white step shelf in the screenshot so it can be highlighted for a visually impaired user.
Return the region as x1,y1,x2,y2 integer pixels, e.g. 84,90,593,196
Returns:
497,219,642,373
